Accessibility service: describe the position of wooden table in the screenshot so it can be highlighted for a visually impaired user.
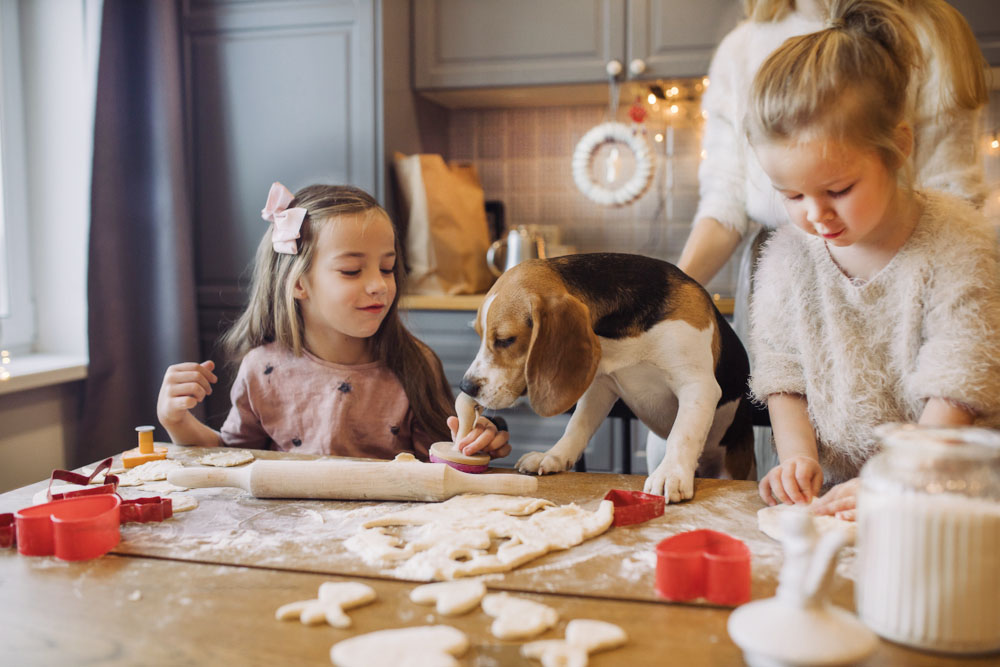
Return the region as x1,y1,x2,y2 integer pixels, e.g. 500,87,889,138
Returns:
0,448,993,666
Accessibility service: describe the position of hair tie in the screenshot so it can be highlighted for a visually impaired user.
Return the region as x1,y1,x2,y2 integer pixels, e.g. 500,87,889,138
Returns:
261,182,306,255
825,17,845,30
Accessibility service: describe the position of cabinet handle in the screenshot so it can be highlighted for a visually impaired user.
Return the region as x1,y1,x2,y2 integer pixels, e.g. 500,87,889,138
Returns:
605,59,623,77
628,59,647,76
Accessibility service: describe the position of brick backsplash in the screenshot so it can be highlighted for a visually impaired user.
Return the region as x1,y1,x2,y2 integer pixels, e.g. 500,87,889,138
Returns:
449,85,1000,298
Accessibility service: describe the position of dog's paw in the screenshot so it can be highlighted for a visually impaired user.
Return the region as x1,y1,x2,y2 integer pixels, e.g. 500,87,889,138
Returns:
643,466,695,503
516,451,572,475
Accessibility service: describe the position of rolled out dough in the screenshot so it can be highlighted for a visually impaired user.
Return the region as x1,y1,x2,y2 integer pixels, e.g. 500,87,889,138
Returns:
330,625,467,667
482,593,558,640
522,619,627,666
116,460,184,486
276,581,376,628
345,494,615,580
410,580,486,616
757,499,856,545
198,450,255,467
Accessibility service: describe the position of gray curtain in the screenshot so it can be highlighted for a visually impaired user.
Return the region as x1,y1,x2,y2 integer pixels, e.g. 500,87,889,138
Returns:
79,0,198,466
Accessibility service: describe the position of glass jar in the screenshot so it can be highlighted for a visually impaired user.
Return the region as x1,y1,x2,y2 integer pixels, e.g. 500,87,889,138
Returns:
856,424,1000,654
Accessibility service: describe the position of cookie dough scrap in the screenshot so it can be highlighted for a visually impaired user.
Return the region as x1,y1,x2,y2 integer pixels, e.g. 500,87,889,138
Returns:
410,580,486,616
482,593,558,640
198,449,255,467
345,494,614,580
276,582,376,628
522,619,628,667
167,494,198,513
331,626,467,667
757,499,856,545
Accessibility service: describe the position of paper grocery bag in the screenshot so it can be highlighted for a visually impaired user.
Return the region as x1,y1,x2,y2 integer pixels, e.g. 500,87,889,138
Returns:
393,152,495,295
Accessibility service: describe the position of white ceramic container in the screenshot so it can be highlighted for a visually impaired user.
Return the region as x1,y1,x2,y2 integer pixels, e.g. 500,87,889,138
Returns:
856,425,1000,654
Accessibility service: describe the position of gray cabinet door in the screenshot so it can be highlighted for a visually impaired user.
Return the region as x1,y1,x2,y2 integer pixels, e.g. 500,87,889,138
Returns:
413,0,743,89
628,0,744,79
181,0,380,425
949,0,1000,65
414,0,624,88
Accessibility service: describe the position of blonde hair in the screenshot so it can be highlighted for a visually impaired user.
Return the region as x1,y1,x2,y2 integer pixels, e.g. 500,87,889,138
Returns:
222,184,453,441
747,0,919,173
744,0,986,111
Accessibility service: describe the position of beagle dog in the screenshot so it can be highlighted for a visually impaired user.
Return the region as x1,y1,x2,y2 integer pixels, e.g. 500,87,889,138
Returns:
460,253,754,502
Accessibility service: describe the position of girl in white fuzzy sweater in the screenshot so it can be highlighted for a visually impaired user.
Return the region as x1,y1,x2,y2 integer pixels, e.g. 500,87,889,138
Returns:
746,0,1000,520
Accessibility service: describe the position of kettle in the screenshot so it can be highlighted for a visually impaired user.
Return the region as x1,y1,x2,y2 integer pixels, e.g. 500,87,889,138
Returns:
486,226,546,277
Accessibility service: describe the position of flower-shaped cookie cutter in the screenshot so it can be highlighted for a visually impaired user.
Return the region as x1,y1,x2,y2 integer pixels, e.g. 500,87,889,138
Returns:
603,489,665,526
14,494,122,560
655,529,751,606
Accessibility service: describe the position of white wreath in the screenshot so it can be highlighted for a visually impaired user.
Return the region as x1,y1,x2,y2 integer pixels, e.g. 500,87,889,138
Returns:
572,122,654,206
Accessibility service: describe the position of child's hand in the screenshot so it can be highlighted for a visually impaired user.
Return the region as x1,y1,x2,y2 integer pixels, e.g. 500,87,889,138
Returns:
759,455,822,506
157,360,217,427
447,415,511,460
811,478,860,521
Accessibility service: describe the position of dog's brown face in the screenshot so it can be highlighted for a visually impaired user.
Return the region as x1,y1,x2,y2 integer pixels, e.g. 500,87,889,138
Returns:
460,261,601,417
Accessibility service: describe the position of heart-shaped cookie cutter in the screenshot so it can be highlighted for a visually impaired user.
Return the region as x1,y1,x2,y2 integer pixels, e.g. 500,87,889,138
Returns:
655,529,751,606
603,489,665,526
14,494,122,561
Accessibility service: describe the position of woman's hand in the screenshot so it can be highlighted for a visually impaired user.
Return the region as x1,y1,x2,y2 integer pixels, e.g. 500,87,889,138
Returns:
811,478,860,521
157,360,217,427
759,455,823,506
447,415,511,460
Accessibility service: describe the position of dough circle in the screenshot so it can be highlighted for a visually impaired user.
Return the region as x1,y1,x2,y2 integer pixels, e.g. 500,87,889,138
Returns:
198,450,255,467
330,625,467,667
757,500,856,544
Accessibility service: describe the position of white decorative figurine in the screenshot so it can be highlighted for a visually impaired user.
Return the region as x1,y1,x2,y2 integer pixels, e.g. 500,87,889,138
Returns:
728,508,877,666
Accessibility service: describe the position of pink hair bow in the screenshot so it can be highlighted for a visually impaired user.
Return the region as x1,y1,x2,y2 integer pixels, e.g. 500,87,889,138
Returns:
261,182,306,255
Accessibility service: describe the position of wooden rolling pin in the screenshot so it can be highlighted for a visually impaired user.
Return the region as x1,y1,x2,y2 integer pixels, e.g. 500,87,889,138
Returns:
166,458,538,502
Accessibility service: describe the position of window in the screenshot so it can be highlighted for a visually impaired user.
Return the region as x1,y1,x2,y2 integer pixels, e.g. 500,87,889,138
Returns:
0,0,34,354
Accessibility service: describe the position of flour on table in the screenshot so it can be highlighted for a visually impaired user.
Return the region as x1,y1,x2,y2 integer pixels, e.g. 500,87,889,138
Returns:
410,580,486,616
116,460,184,486
344,494,615,580
482,593,558,640
198,450,255,467
330,625,467,667
32,484,90,505
275,581,376,628
521,619,627,666
757,499,856,545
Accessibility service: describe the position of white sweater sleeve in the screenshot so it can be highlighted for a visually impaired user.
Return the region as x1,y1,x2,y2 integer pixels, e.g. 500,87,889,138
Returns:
748,230,808,401
693,25,751,236
905,210,1000,415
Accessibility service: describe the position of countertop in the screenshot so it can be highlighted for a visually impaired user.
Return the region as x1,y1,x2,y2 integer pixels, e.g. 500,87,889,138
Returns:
1,446,991,666
401,293,736,316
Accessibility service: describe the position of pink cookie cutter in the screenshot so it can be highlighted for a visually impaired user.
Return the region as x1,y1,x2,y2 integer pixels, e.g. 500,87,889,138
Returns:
603,489,665,526
655,529,751,606
14,494,122,561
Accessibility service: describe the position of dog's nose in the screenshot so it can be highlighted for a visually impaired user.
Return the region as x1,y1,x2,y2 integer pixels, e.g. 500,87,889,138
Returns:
459,378,480,397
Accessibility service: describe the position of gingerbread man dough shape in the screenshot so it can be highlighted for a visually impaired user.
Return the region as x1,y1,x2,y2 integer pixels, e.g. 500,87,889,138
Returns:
482,593,559,640
275,581,376,628
331,625,468,667
522,619,628,666
410,580,487,616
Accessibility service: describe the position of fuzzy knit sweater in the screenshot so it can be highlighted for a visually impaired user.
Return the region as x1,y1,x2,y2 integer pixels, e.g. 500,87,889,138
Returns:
696,13,986,238
749,191,1000,485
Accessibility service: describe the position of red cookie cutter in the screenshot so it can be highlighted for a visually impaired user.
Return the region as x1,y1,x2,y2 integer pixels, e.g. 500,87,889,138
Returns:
119,496,173,523
655,529,751,606
14,494,122,561
42,457,120,503
603,489,665,526
0,513,13,548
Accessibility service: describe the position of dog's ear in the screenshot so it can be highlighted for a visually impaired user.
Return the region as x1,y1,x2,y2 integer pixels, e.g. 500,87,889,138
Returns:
525,292,600,417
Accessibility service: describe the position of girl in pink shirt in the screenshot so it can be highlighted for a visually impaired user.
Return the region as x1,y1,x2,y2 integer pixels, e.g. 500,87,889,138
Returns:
156,183,509,461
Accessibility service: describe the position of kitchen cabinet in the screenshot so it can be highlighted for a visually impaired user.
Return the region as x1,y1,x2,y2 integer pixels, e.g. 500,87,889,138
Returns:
403,309,642,473
182,0,380,424
949,1,1000,65
413,0,744,90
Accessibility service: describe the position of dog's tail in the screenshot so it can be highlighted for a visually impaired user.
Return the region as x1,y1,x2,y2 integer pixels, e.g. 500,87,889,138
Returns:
720,395,755,481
